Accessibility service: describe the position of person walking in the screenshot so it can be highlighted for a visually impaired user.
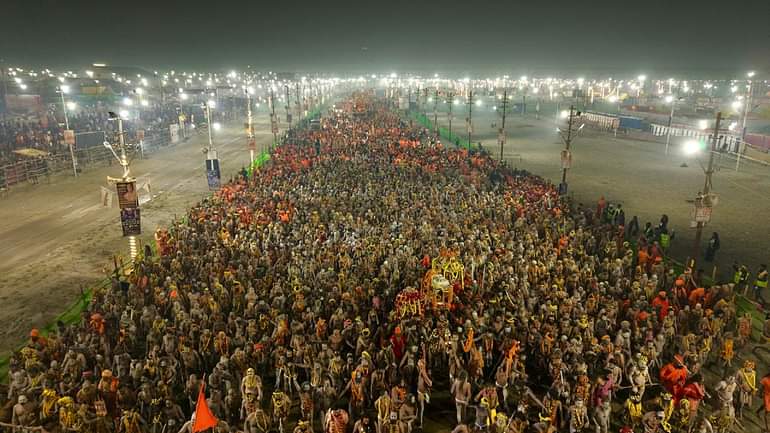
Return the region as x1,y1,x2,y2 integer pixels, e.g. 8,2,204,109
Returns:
755,264,768,305
705,232,720,262
626,216,639,239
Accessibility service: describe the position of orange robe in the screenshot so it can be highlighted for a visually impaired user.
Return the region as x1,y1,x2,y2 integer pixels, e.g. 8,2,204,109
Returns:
660,363,688,392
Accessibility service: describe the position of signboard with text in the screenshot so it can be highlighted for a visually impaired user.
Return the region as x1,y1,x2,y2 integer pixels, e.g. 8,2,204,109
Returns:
120,207,141,236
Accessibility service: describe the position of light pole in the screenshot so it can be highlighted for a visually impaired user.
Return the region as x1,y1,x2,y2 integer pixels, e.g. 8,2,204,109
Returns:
692,112,722,263
432,88,438,137
664,95,684,155
285,84,291,129
466,90,473,149
447,92,454,142
105,111,140,258
246,87,255,164
203,99,221,189
269,87,278,150
60,85,71,130
736,71,755,171
556,106,583,195
117,114,130,179
205,100,215,159
499,89,509,162
560,106,575,193
59,85,78,177
608,95,620,137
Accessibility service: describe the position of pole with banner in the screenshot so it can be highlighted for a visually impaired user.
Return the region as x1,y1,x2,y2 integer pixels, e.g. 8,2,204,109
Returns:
105,112,141,259
204,100,221,190
692,112,721,264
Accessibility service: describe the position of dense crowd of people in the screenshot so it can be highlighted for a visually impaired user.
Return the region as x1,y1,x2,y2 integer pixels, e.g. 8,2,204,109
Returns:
5,92,770,433
0,102,205,166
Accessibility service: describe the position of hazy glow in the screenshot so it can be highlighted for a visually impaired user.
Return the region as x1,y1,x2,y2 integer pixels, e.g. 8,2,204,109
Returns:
683,140,700,155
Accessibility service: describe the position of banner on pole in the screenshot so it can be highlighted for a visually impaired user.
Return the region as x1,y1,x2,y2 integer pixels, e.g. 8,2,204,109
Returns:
206,159,221,190
694,206,712,223
63,130,76,146
116,181,139,209
120,207,141,236
100,186,114,208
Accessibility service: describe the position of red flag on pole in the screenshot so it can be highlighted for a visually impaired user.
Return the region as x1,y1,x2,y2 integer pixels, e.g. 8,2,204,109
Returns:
193,382,218,432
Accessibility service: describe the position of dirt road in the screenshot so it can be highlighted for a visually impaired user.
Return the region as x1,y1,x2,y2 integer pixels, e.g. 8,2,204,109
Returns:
0,112,276,354
427,100,770,281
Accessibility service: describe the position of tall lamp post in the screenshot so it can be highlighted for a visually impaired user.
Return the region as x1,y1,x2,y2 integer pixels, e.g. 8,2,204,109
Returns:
203,99,221,189
607,95,621,137
466,90,473,149
736,71,755,171
447,93,455,142
664,95,684,155
59,85,78,177
556,106,584,195
204,100,216,158
691,112,721,263
245,87,255,164
105,110,141,259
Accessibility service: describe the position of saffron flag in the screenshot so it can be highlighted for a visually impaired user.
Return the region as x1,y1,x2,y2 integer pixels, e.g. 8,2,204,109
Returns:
193,383,218,432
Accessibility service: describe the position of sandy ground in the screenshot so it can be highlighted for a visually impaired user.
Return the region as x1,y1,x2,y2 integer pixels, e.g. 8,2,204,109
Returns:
0,110,277,354
424,97,770,281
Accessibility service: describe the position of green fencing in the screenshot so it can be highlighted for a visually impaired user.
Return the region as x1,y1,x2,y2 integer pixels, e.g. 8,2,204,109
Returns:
0,263,129,380
410,112,474,150
246,151,271,177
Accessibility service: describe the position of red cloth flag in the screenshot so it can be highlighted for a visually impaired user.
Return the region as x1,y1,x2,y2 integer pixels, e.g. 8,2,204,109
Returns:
193,382,218,432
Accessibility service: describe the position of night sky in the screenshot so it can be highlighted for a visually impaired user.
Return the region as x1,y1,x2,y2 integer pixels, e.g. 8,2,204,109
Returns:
3,0,769,75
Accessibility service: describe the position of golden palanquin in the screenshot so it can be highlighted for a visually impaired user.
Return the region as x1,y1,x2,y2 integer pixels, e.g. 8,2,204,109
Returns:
422,249,464,310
